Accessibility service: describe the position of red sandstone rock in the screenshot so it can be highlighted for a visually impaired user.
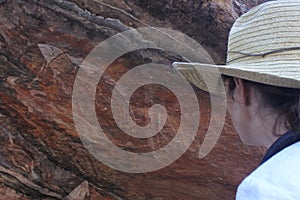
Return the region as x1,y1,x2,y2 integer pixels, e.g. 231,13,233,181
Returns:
0,0,267,199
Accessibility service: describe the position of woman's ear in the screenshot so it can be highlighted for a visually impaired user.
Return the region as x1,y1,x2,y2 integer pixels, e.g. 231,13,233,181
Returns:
233,77,252,105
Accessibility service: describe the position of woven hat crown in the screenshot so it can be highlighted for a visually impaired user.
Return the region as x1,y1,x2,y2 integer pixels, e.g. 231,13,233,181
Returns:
227,0,300,67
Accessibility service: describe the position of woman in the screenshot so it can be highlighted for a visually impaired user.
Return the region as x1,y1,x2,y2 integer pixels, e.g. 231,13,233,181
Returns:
174,0,300,199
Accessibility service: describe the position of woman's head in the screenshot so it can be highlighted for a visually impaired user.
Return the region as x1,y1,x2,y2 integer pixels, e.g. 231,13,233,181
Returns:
174,1,300,147
222,75,300,147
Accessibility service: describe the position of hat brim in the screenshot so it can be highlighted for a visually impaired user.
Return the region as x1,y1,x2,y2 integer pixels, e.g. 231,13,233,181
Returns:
173,62,300,94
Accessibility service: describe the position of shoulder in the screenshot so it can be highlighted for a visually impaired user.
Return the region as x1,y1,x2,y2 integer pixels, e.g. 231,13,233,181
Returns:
236,141,300,199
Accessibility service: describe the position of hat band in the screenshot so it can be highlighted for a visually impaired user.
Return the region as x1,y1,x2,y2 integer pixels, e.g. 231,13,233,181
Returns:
227,47,300,64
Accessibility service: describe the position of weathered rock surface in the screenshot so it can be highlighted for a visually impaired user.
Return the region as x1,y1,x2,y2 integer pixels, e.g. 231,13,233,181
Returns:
0,0,267,199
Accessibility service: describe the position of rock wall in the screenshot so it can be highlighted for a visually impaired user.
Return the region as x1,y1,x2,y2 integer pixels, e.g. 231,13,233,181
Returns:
0,0,267,199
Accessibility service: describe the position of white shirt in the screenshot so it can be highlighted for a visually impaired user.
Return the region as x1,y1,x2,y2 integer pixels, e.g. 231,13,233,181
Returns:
236,141,300,199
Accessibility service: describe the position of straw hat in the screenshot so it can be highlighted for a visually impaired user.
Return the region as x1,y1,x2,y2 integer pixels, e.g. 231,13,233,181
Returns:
173,0,300,94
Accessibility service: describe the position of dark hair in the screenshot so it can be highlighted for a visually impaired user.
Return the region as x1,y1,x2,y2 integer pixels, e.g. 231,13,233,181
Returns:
222,75,300,136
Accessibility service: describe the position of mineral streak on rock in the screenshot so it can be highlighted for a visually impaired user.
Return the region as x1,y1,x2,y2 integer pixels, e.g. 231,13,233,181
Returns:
0,0,267,199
